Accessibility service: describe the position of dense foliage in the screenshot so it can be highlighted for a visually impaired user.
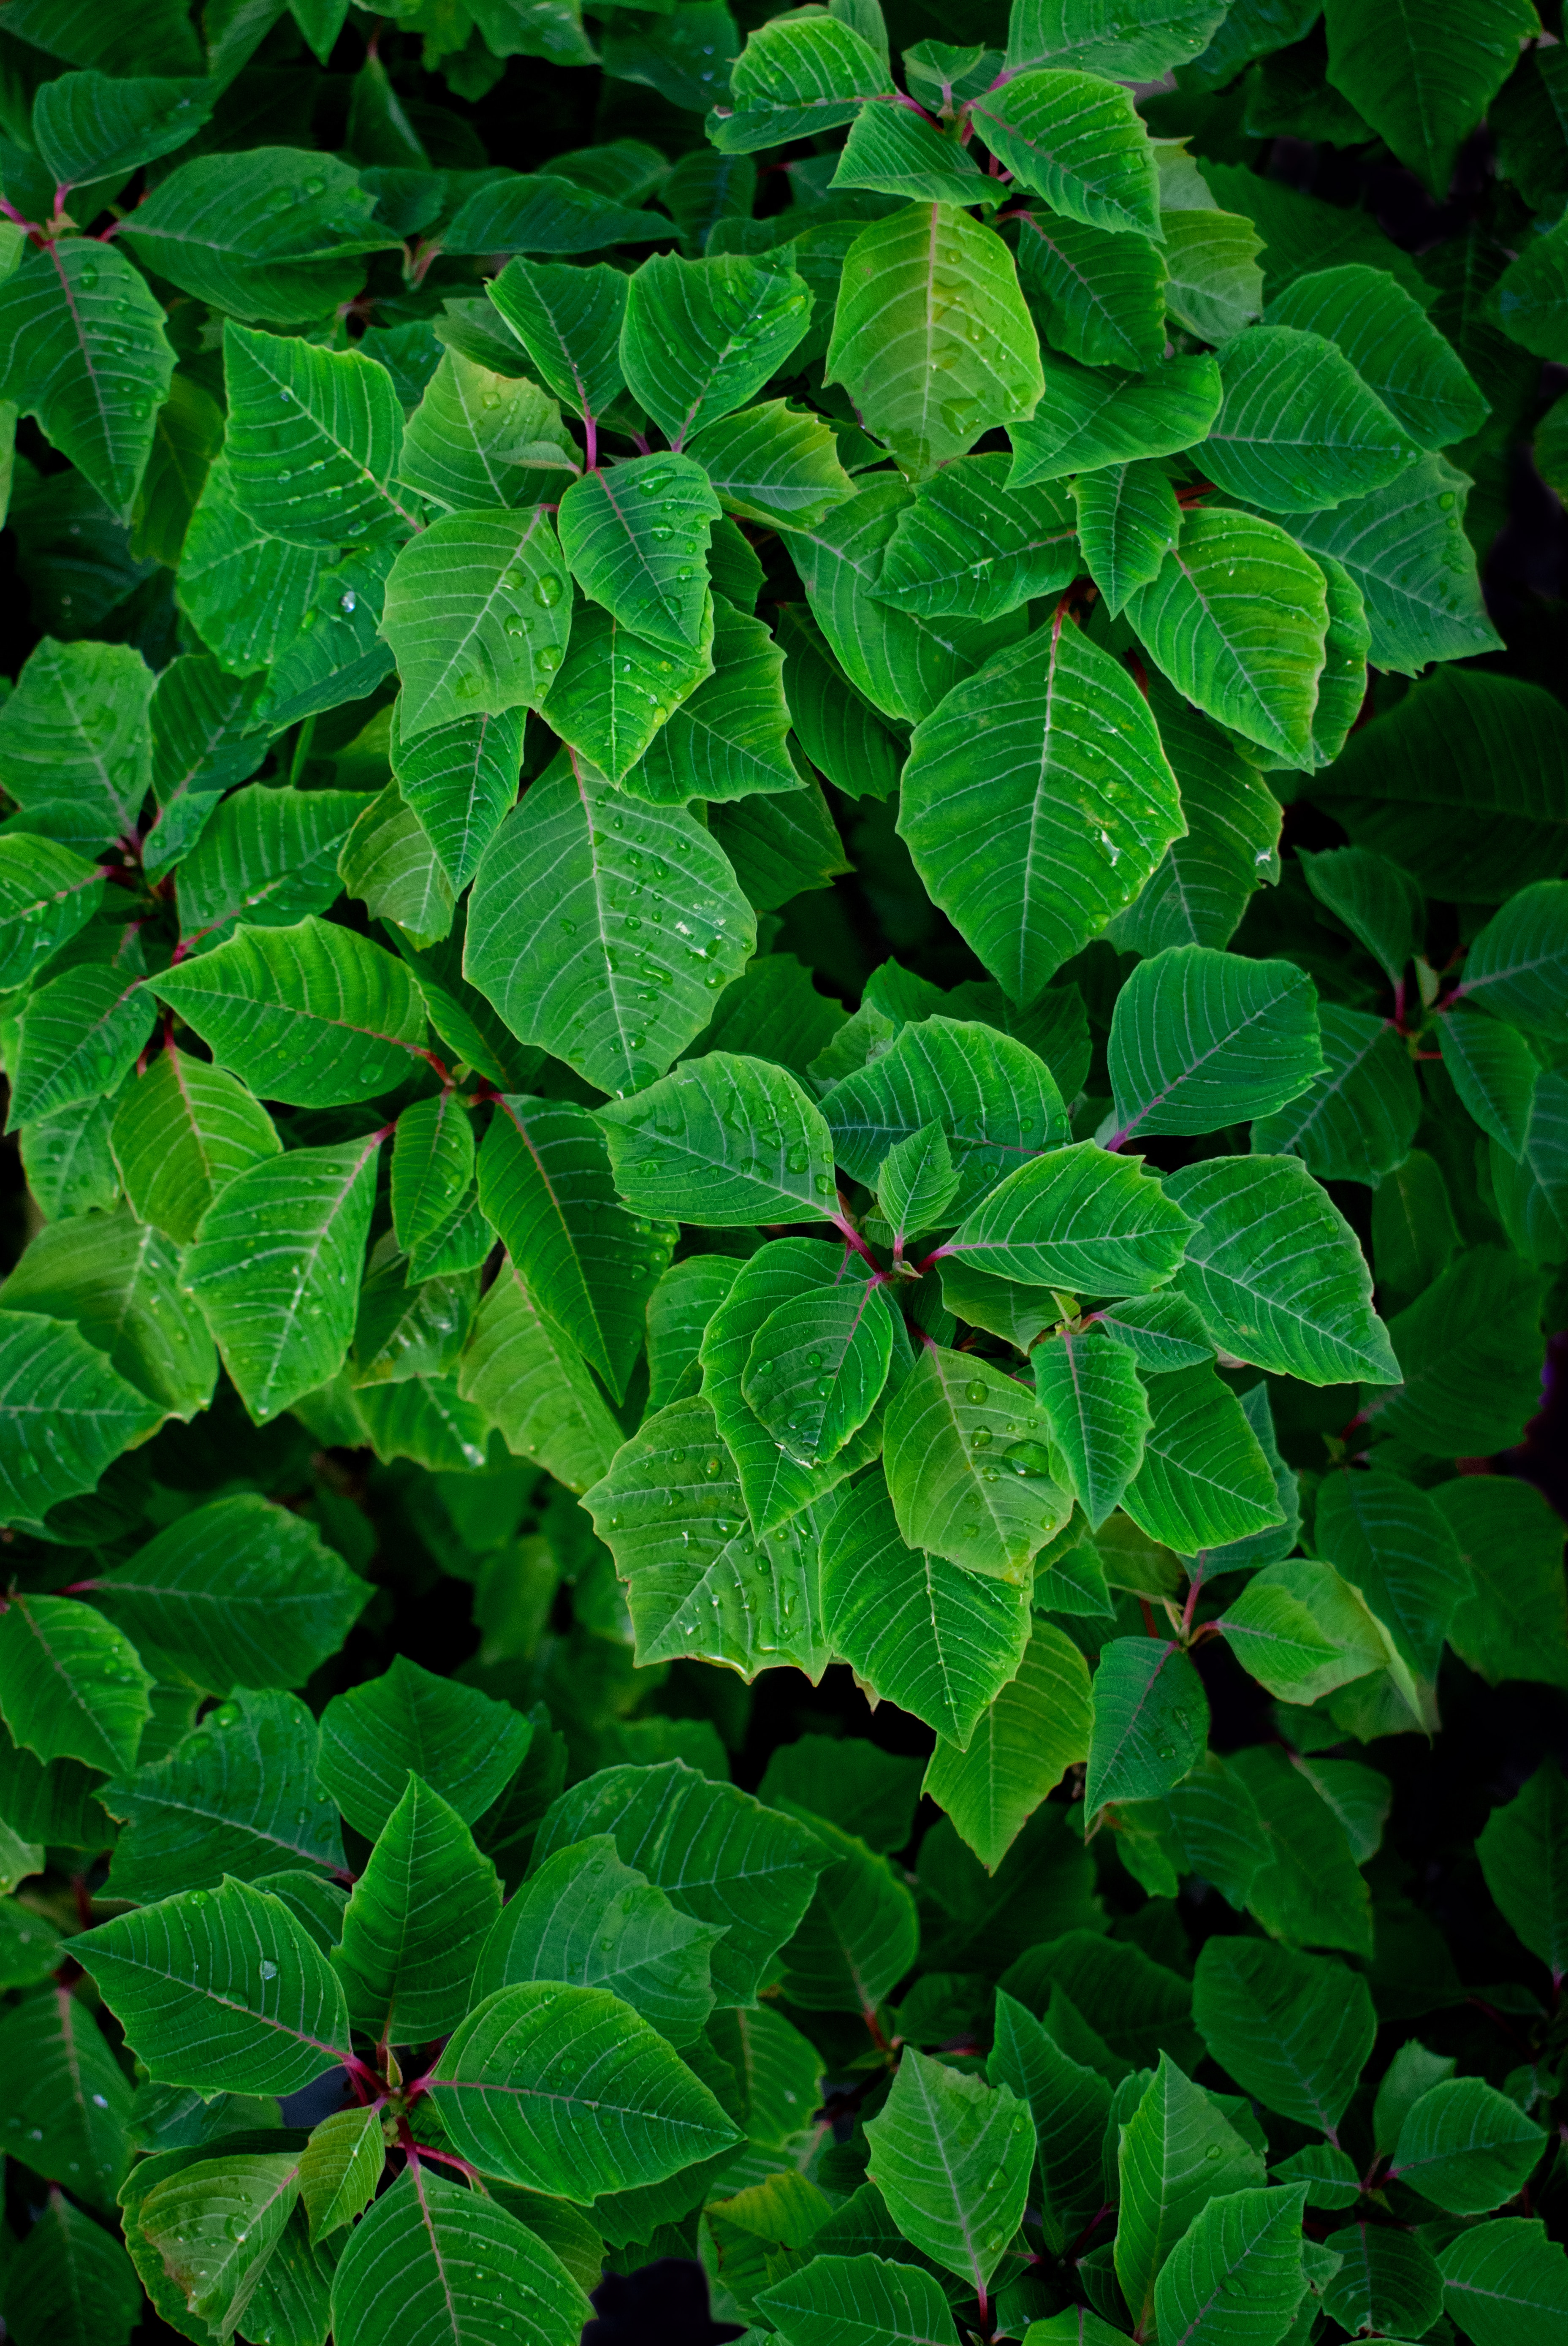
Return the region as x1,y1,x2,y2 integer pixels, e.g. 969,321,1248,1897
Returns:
0,0,1565,2341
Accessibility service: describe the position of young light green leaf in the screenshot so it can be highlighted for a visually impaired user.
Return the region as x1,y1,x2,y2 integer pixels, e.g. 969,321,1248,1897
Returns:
882,1344,1071,1582
741,1280,897,1469
398,348,576,515
543,597,716,784
825,204,1044,476
1116,2053,1267,2334
381,505,572,738
898,618,1186,1002
825,1015,1069,1216
876,1120,960,1243
75,1877,352,2099
864,2048,1033,2294
971,72,1162,238
174,781,364,947
465,752,754,1097
710,12,896,150
184,1132,383,1424
109,1045,280,1248
298,2105,384,2243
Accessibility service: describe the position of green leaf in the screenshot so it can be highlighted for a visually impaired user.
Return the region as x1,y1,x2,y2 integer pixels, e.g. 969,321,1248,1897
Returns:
685,398,853,531
529,1758,828,2009
1314,1465,1470,1683
773,1803,920,2015
1298,844,1424,985
1126,508,1330,765
622,251,813,447
336,1773,500,2044
488,256,627,422
1439,2218,1568,2346
456,1255,624,1493
466,749,754,1098
899,619,1186,1001
86,1491,362,1694
75,1876,352,2098
1152,2182,1309,2346
741,1280,897,1469
1006,351,1221,485
1015,206,1169,372
34,68,213,186
1073,459,1181,617
478,1094,674,1403
5,2191,141,2346
1477,1758,1568,1982
330,2167,589,2346
222,324,411,549
0,835,103,992
1457,877,1568,1035
298,2105,384,2242
1167,1155,1396,1385
0,1309,160,1529
472,1832,721,2047
944,1141,1194,1294
7,964,152,1131
1438,1005,1541,1157
1321,0,1536,196
754,2252,960,2346
864,2048,1033,2294
876,1120,960,1243
710,13,896,150
0,1966,133,2205
1392,2075,1545,2213
109,1045,279,1248
819,1469,1034,1747
1122,1363,1284,1555
144,654,269,876
339,781,455,950
757,1738,922,1859
1106,676,1282,955
1085,1636,1207,1815
399,348,575,516
0,242,175,517
830,97,988,200
825,1015,1069,1216
382,506,572,739
1106,946,1323,1144
184,1132,383,1424
1161,206,1267,342
318,1652,533,1841
1115,2053,1266,2335
971,71,1160,238
1321,2221,1443,2340
122,148,399,323
160,915,428,1106
1007,0,1229,77
1275,451,1500,675
543,597,716,784
784,478,1005,724
1216,1556,1389,1702
557,451,719,653
139,2147,301,2334
644,1254,740,1410
882,1343,1070,1582
2,1199,215,1420
0,635,153,855
825,204,1044,476
629,594,796,804
585,1393,835,1675
0,1591,151,1772
1204,324,1419,510
599,1050,836,1225
173,781,366,947
875,455,1079,622
390,704,524,896
987,1982,1111,2232
925,1622,1091,1871
1497,210,1568,362
102,1687,344,1905
1250,1002,1419,1185
1032,1329,1151,1528
1266,262,1489,451
1192,1936,1375,2135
